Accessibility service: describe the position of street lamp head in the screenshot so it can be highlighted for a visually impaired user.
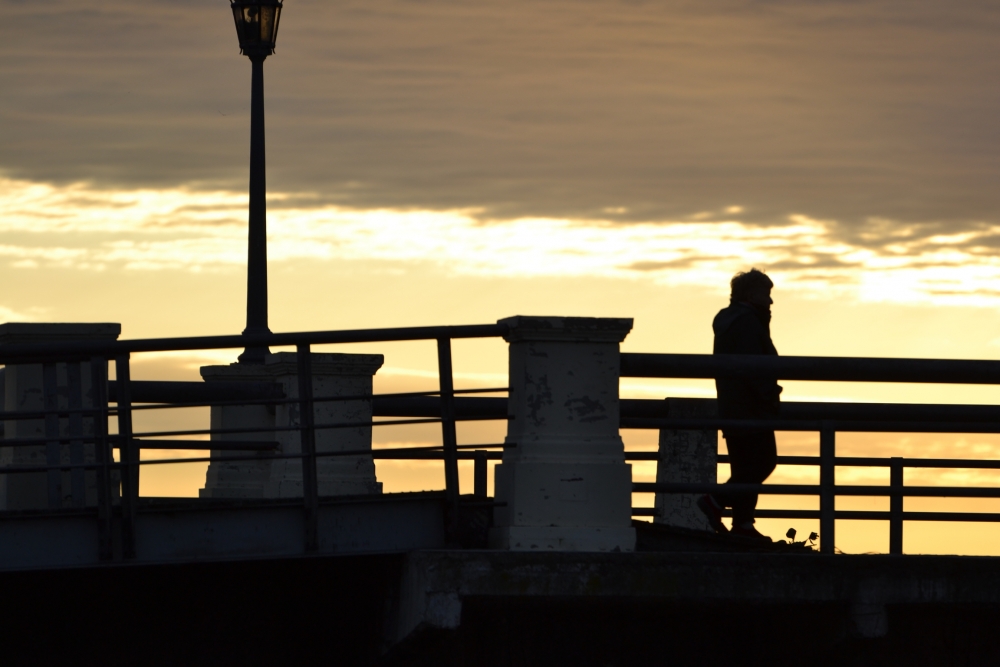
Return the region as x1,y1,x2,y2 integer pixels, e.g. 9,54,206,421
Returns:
231,0,283,58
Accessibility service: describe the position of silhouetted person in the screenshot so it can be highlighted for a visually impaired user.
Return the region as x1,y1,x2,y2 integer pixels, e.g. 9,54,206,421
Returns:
697,268,781,542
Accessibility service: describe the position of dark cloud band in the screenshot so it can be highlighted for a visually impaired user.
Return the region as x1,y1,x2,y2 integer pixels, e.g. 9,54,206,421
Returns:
3,0,1000,233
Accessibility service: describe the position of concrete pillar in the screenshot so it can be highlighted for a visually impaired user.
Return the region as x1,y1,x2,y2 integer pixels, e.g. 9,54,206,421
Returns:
199,363,276,499
654,398,718,530
0,323,121,510
264,352,384,498
491,316,635,552
199,352,384,499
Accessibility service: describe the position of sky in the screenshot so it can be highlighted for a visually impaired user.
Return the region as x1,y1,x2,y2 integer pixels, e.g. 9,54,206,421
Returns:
4,0,1000,555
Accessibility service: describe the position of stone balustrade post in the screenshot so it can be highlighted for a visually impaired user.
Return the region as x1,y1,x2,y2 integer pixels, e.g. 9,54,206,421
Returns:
200,352,384,499
263,352,383,498
0,323,121,510
654,397,718,530
491,316,635,552
199,363,276,499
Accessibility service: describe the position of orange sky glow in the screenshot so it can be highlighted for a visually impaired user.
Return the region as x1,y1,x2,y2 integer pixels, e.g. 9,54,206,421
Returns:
3,0,1000,555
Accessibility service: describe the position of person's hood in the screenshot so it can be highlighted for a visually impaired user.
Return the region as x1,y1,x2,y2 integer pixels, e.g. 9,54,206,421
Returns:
713,302,757,335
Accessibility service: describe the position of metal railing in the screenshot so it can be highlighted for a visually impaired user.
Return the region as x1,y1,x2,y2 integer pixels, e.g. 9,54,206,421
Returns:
621,352,1000,555
5,330,1000,561
0,323,510,560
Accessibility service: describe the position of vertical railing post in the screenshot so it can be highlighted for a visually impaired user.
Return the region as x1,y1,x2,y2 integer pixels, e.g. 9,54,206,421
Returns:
890,456,904,555
42,362,61,509
296,344,319,552
66,361,86,508
115,354,137,559
90,356,113,561
473,450,488,498
819,423,836,555
436,337,460,544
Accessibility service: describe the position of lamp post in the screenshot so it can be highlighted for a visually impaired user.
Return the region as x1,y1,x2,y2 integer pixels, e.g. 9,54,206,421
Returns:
230,0,282,364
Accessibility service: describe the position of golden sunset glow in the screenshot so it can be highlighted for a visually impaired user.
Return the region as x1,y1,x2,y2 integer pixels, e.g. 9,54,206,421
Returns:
7,176,1000,310
5,0,1000,558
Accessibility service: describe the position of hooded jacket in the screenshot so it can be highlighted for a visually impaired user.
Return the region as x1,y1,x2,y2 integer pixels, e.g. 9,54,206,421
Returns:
712,302,782,419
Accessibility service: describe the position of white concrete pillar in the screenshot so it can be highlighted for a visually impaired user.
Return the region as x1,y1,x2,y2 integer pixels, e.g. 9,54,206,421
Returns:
654,398,717,530
263,352,384,498
491,316,635,552
198,363,276,499
201,352,384,498
0,323,121,510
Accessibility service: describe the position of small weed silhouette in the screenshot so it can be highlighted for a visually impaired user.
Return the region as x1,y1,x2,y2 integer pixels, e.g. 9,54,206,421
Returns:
783,527,818,549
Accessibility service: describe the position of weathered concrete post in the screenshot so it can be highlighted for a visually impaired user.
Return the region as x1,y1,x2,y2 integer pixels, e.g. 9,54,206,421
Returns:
263,352,384,498
491,316,635,552
200,352,384,499
0,323,121,510
199,363,276,499
654,397,718,530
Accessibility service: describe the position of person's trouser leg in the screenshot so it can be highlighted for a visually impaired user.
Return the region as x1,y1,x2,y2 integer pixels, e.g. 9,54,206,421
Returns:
712,429,777,526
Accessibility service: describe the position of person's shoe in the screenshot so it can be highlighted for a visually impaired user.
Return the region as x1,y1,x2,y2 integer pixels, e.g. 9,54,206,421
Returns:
696,495,728,534
730,523,772,542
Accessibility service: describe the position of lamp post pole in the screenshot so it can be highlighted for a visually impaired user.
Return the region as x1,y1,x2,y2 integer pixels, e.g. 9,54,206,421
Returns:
239,53,271,364
230,0,282,364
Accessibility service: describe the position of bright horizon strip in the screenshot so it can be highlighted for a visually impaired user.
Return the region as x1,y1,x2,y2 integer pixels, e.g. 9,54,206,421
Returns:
8,176,1000,555
4,176,1000,308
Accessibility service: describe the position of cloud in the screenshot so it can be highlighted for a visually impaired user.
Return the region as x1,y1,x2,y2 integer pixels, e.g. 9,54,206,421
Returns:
7,176,1000,307
3,0,1000,233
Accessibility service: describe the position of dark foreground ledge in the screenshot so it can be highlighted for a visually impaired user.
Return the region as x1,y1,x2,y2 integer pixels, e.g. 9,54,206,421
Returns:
384,549,1000,666
393,549,1000,613
2,548,1000,666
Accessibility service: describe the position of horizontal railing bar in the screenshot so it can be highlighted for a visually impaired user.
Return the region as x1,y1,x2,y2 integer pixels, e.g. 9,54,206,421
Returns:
125,417,446,440
111,385,508,411
0,388,502,420
0,414,502,445
736,510,1000,523
0,407,104,421
621,352,1000,384
634,508,1000,523
620,397,1000,423
149,441,509,459
0,323,508,364
1,395,992,424
0,396,988,425
621,417,1000,433
0,435,111,448
744,509,892,521
0,443,511,474
882,458,1000,469
134,414,503,439
374,450,504,460
737,509,891,520
626,453,1000,469
634,482,817,495
113,444,507,468
892,512,1000,522
373,395,507,419
0,421,439,447
635,482,1000,498
718,455,1000,470
630,509,886,521
136,440,279,450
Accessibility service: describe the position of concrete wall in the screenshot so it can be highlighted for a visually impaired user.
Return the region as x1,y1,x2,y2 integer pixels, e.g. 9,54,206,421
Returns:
655,397,718,530
0,323,120,510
